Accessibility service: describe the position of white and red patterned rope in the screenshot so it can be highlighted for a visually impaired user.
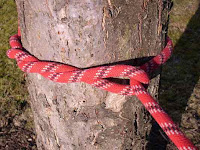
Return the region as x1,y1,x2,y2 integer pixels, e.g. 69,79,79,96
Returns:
7,31,197,149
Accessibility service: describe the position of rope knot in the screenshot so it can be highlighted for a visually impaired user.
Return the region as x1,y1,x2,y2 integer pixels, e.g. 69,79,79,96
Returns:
6,32,198,149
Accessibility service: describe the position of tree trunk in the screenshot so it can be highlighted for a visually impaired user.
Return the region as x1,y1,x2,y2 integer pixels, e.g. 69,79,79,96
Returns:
16,0,170,149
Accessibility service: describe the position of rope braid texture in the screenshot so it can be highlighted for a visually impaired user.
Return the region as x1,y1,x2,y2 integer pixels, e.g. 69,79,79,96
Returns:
7,27,197,150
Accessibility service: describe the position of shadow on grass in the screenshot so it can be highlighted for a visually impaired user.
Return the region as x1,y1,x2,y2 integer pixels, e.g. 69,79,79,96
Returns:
147,3,200,150
160,2,200,123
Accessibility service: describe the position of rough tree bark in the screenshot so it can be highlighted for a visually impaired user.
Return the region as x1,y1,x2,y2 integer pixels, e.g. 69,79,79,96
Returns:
16,0,170,149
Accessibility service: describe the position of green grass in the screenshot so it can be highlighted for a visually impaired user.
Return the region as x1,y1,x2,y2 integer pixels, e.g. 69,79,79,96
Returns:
159,0,200,146
0,0,29,124
160,0,200,122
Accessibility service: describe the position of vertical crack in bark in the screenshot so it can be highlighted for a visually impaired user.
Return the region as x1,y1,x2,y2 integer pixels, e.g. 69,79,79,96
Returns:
45,0,53,18
143,0,150,10
134,112,138,135
21,1,27,39
138,13,143,46
102,6,107,49
54,130,61,149
47,116,61,149
157,0,163,35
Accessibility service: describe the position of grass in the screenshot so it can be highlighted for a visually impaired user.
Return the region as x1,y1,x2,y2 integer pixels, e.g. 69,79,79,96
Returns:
0,0,30,127
160,0,200,120
159,0,200,146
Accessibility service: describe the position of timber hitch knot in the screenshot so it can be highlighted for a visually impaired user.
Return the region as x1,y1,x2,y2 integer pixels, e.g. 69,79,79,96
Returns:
7,30,198,149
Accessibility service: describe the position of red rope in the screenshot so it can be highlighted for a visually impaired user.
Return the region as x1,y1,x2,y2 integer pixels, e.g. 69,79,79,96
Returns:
7,31,197,149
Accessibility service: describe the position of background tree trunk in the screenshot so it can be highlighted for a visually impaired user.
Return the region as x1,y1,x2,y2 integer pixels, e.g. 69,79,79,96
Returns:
16,0,170,149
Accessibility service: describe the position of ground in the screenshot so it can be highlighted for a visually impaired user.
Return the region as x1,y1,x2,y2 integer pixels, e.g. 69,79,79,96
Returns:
0,0,199,149
0,0,36,149
160,0,200,148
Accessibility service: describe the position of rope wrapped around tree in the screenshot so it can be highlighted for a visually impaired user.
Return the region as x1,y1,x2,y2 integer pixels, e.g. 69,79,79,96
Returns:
6,27,197,150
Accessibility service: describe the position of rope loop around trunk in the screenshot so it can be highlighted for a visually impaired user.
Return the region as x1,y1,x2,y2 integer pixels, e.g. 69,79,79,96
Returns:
6,29,197,150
